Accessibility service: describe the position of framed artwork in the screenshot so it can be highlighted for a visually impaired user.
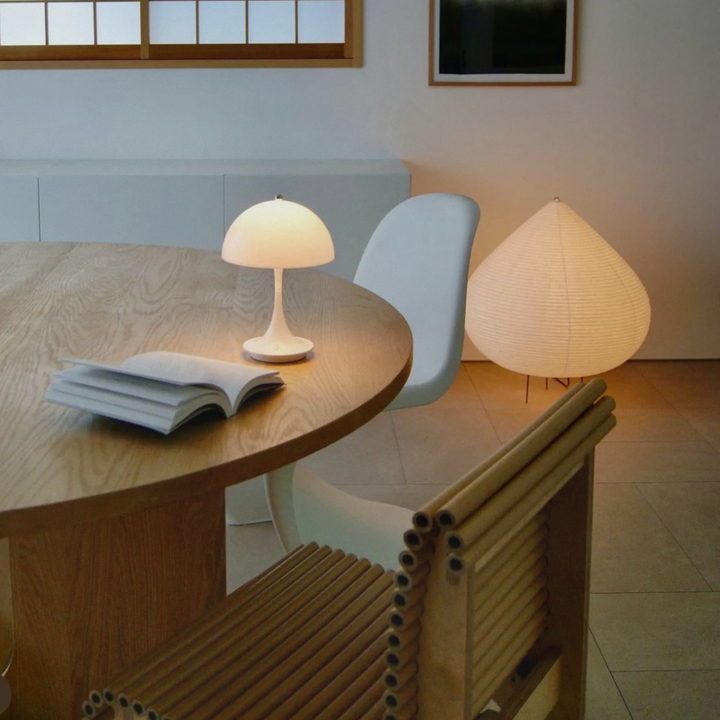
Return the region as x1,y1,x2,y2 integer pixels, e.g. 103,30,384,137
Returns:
430,0,577,86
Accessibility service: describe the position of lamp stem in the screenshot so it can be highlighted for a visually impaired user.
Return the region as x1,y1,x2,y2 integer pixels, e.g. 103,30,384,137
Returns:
242,267,314,362
265,267,293,341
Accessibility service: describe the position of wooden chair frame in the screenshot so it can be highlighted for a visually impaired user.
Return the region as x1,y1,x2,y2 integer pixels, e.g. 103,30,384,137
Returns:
79,379,614,720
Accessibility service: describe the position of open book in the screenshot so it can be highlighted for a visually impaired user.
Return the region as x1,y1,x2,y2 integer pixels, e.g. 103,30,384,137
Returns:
44,351,284,435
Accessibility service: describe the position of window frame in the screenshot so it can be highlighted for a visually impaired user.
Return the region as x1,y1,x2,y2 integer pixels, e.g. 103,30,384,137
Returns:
0,0,362,69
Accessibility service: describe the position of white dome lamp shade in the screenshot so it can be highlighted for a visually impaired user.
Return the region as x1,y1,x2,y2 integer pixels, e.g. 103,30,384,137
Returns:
223,196,335,362
465,198,651,379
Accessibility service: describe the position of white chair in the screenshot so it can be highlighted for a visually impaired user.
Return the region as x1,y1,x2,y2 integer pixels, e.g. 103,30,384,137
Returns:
353,193,480,409
265,193,480,568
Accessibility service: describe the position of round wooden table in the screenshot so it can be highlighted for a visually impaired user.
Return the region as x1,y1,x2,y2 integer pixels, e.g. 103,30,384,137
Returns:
0,242,412,720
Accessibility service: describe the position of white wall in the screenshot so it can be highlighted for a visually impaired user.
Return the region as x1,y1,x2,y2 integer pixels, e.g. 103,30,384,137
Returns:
0,0,718,358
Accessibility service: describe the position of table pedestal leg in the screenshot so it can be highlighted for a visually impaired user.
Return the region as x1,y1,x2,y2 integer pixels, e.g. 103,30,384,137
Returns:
5,490,226,720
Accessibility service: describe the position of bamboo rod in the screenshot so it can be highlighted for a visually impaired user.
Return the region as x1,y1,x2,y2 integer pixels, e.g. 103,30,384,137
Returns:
312,652,387,720
472,605,548,686
402,527,427,551
353,695,390,720
392,582,426,611
449,416,616,579
389,601,423,632
383,702,418,720
471,516,547,596
445,396,615,551
159,565,387,720
399,543,434,572
412,382,588,532
386,622,421,650
108,703,133,720
286,644,385,720
471,615,548,719
437,380,607,529
92,709,115,720
360,695,385,720
122,551,361,702
473,550,547,622
384,679,418,709
473,567,547,640
219,576,389,720
470,523,548,582
122,555,373,714
394,563,430,592
383,660,418,691
471,608,548,710
474,588,548,659
108,543,329,692
81,700,97,717
385,640,419,671
87,689,104,708
489,648,562,720
329,675,383,720
241,599,391,720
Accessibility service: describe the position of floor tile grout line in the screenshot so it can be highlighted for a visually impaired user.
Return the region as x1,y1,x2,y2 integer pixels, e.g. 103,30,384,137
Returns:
596,479,720,484
634,481,716,591
590,589,715,595
673,405,720,452
589,627,637,720
387,409,410,485
631,362,681,408
612,667,720,674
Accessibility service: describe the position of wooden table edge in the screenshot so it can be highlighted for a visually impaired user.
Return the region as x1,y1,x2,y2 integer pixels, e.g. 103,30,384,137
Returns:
0,349,412,539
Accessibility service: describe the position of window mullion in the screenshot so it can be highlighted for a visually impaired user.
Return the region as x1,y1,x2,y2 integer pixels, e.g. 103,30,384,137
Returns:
294,0,298,45
44,0,49,46
140,0,149,57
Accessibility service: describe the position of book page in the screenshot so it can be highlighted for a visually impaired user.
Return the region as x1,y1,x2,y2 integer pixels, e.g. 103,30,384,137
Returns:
55,366,216,407
49,376,223,416
61,352,282,409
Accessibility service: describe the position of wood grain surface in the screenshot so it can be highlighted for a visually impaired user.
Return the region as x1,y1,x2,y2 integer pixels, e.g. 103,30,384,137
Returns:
0,242,412,538
9,491,225,720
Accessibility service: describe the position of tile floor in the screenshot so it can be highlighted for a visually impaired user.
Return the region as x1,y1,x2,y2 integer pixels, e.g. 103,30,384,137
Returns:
226,361,720,720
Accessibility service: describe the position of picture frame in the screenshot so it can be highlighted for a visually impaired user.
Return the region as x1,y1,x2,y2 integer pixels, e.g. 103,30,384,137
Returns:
430,0,577,86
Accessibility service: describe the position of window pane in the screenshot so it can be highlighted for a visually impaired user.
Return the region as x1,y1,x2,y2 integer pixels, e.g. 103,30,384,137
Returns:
97,2,141,45
248,0,294,44
150,0,197,44
199,1,246,44
0,3,46,46
48,2,94,45
298,0,344,44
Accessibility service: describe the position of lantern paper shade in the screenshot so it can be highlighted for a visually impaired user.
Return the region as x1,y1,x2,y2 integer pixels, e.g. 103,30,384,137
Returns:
465,199,651,378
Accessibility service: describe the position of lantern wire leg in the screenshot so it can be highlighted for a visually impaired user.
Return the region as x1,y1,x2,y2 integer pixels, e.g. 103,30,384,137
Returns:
527,376,584,404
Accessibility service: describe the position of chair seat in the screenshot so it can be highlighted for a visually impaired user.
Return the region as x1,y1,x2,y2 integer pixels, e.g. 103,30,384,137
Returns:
85,544,394,720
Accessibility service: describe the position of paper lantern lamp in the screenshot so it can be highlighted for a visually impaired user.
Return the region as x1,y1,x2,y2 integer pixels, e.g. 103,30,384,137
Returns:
223,196,334,362
465,199,651,378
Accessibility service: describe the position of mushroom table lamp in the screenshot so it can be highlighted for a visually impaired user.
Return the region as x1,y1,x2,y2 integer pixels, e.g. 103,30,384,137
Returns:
222,196,334,363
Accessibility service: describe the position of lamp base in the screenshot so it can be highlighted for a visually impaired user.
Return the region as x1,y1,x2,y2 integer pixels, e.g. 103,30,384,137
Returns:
243,335,313,363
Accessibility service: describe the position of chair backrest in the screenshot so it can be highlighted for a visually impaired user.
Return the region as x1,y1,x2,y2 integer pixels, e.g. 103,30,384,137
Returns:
353,194,479,410
384,379,615,720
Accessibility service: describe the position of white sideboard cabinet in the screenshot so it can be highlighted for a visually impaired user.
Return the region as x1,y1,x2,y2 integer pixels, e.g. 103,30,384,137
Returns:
0,160,410,281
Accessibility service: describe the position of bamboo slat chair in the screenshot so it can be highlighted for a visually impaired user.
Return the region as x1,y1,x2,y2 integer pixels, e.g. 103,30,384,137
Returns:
81,379,614,720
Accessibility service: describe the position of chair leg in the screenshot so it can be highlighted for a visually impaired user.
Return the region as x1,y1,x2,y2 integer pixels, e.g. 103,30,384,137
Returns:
265,463,413,569
265,463,302,551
